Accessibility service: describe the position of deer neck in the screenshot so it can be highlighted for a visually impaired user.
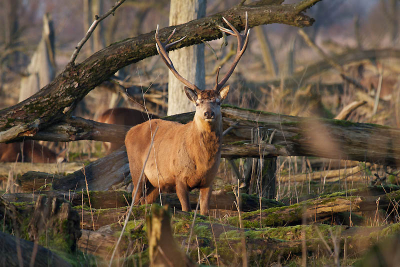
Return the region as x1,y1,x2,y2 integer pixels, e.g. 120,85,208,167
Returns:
189,114,223,164
193,113,223,138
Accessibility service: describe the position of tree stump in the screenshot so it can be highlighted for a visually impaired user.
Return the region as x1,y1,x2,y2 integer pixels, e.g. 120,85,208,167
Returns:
28,195,82,252
146,205,195,267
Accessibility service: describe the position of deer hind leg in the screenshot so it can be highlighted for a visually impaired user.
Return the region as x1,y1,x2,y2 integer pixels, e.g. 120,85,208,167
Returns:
132,177,145,205
130,161,145,205
199,186,212,216
176,181,191,212
143,184,160,204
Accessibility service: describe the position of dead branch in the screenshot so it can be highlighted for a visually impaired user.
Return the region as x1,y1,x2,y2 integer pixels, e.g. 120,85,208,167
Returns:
267,48,400,88
334,100,367,120
69,0,127,65
298,28,369,92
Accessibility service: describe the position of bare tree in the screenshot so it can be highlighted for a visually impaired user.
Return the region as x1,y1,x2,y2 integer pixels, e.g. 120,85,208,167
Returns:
167,0,206,115
83,0,94,54
19,14,56,102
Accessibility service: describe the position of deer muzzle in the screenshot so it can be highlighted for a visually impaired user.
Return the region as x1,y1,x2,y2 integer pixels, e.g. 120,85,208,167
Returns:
204,111,215,121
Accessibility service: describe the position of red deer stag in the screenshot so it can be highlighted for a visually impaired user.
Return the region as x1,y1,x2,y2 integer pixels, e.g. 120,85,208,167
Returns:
0,141,65,163
97,108,158,154
125,14,250,215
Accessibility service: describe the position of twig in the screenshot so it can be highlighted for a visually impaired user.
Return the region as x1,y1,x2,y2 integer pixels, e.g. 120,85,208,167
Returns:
209,215,220,267
69,0,127,65
295,0,323,12
209,44,235,75
298,29,342,71
157,247,174,267
82,165,95,231
314,225,332,255
186,194,200,254
108,126,158,266
373,69,384,115
335,100,367,120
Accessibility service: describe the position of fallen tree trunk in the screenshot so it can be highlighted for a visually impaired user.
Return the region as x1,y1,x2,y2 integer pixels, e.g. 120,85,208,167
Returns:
279,165,363,183
227,196,364,228
52,147,129,191
0,162,82,176
12,104,400,163
220,106,400,165
16,104,400,191
228,186,400,228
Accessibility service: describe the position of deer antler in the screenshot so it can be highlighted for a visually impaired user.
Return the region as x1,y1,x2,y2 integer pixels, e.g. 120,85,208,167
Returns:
155,25,201,92
214,12,250,92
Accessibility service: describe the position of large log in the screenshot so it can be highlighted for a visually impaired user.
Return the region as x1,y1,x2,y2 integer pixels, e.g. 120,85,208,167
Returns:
0,162,82,177
146,205,194,267
14,105,400,164
52,147,129,191
220,106,400,165
18,104,400,191
227,186,400,228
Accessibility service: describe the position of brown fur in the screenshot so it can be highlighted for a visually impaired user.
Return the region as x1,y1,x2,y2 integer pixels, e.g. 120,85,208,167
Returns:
0,141,63,163
97,108,158,153
197,90,219,100
125,86,229,215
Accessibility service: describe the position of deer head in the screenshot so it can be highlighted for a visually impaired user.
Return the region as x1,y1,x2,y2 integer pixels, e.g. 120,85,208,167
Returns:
155,13,250,128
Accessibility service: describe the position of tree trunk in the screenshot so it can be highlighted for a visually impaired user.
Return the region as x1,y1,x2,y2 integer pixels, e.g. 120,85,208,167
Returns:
242,127,277,199
167,0,206,115
147,205,194,267
83,0,94,55
19,14,56,102
254,25,278,77
3,0,19,46
93,0,106,52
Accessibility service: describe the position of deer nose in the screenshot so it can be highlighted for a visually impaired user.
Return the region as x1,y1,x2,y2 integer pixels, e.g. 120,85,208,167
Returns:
204,111,215,119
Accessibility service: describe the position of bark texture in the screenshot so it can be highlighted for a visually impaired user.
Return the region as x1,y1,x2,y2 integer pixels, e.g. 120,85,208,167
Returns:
168,0,206,115
19,14,55,102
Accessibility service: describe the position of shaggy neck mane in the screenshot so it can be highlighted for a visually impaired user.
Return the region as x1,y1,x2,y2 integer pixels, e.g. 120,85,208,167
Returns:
189,116,222,164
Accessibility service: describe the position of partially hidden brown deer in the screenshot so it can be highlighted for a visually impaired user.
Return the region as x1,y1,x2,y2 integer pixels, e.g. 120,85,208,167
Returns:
125,14,250,215
0,141,65,163
97,108,158,154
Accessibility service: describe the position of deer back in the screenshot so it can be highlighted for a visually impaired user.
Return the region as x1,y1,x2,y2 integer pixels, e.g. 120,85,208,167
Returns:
0,141,63,163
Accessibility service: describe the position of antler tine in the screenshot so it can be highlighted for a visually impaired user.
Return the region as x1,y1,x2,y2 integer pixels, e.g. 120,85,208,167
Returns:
155,25,200,92
215,66,221,85
214,12,250,92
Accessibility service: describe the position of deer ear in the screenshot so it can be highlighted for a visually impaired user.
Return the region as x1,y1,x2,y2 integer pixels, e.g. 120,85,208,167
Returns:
219,85,230,101
184,87,198,103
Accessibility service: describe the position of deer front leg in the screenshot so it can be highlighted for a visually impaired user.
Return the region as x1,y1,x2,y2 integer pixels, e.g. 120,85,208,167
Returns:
199,186,212,216
176,181,191,212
